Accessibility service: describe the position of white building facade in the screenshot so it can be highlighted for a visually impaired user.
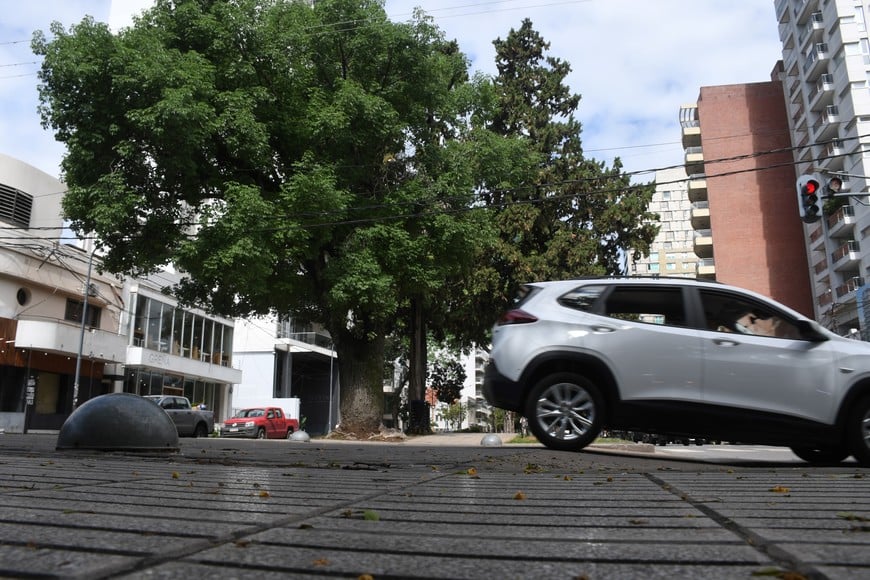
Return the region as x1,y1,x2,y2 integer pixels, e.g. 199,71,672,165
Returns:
627,167,700,278
775,0,870,336
0,154,240,433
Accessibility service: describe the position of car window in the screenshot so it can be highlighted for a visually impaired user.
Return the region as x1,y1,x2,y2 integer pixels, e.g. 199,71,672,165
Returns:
512,285,542,308
600,286,687,327
699,289,802,340
558,285,607,311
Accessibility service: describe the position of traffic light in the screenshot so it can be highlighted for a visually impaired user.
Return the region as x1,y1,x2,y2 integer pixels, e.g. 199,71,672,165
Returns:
796,174,823,223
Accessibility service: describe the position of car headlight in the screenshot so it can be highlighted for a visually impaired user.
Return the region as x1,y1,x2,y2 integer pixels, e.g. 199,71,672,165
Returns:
245,421,255,428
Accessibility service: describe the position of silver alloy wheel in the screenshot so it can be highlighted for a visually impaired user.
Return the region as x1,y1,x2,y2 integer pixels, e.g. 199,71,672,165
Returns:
862,406,870,450
534,381,595,442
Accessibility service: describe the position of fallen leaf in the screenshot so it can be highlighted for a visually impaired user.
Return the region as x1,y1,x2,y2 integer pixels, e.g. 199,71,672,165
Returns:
514,491,526,500
466,467,477,476
837,512,870,522
312,558,330,567
363,510,380,521
258,490,271,498
769,485,790,493
234,539,251,548
171,472,179,479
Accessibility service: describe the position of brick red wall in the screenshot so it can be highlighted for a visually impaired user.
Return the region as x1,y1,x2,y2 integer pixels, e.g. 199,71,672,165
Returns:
697,82,814,317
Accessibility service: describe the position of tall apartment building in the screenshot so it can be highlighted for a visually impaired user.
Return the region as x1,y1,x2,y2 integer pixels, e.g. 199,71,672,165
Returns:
774,0,870,336
679,81,814,317
628,167,699,278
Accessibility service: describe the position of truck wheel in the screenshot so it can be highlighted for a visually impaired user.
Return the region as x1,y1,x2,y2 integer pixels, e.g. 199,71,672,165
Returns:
286,428,295,439
256,428,266,439
193,423,208,438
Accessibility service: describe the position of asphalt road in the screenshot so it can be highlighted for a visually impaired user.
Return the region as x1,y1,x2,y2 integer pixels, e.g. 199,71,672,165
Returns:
0,432,868,579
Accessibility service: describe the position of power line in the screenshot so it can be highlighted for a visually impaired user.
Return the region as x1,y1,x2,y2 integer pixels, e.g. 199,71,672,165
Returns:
0,133,858,238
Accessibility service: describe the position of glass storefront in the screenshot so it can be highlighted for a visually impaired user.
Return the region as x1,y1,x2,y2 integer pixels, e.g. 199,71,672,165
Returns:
122,367,223,411
131,294,234,366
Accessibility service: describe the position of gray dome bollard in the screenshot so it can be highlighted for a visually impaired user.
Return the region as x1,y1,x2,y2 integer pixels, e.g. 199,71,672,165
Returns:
57,392,179,452
289,430,310,442
480,433,503,447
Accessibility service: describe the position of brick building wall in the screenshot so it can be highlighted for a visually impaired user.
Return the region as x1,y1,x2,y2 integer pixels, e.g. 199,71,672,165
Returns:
698,82,814,317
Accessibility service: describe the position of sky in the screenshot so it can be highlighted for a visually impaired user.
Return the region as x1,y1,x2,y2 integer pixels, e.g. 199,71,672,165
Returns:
0,0,785,182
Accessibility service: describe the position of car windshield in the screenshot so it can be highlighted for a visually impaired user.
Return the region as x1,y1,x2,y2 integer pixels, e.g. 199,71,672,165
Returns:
234,409,265,418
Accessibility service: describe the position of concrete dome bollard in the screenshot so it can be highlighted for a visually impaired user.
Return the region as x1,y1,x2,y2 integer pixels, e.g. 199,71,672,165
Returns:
57,392,179,452
289,430,310,442
480,433,503,447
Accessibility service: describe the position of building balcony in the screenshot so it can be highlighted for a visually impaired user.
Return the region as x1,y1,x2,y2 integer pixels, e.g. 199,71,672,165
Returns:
690,201,710,229
684,147,704,176
826,204,855,238
693,228,713,259
818,291,833,307
803,43,829,80
798,11,825,52
687,174,707,203
808,223,824,244
696,257,715,279
775,0,789,24
680,104,701,149
836,276,864,299
14,318,128,363
812,105,840,141
831,240,860,271
813,258,828,276
793,0,819,24
809,73,834,111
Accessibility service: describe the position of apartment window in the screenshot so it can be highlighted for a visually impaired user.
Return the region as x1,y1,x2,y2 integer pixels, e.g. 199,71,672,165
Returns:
661,191,671,200
649,263,660,273
649,252,659,261
65,298,101,328
858,6,867,33
666,263,676,271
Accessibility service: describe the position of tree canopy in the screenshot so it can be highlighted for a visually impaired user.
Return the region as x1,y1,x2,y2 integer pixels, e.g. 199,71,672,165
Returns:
33,1,657,436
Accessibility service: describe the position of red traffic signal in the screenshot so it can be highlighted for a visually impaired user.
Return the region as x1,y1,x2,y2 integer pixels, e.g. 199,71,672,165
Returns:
796,175,822,223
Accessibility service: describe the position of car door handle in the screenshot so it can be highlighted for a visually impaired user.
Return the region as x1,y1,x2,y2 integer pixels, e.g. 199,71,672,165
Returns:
592,326,616,333
713,338,739,347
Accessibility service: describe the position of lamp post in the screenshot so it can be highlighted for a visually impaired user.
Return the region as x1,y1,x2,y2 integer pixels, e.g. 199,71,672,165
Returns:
72,250,95,411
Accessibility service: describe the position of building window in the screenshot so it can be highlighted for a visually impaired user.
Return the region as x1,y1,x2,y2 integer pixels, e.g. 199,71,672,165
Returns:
649,263,660,272
666,263,676,271
65,298,101,328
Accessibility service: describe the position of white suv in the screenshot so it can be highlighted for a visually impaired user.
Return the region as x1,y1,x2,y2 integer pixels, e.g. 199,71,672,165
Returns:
483,277,870,465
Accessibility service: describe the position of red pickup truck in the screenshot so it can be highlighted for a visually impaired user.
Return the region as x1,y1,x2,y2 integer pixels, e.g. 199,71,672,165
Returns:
219,407,299,439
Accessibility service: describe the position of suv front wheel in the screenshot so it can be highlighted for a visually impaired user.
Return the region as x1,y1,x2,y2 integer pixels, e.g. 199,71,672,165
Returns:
524,372,604,452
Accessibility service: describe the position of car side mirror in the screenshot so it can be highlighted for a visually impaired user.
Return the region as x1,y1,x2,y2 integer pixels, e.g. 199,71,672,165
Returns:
797,320,829,342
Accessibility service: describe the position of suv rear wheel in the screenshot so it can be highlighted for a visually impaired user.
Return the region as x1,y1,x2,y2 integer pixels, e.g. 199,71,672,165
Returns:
524,372,604,452
790,445,849,465
847,395,870,466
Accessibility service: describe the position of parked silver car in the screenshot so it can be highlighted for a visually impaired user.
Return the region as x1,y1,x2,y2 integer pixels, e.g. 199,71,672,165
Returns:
483,277,870,465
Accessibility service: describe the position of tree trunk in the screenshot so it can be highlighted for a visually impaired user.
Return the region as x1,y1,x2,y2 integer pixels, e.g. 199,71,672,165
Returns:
334,331,385,437
407,297,430,434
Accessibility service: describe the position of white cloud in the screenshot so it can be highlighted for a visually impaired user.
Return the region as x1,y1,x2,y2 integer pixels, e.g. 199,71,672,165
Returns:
0,0,783,180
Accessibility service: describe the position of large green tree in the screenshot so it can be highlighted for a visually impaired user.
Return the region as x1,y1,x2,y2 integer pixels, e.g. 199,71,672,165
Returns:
33,0,503,435
444,19,660,345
